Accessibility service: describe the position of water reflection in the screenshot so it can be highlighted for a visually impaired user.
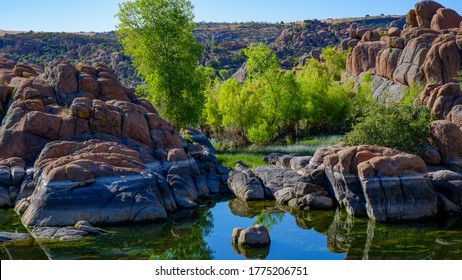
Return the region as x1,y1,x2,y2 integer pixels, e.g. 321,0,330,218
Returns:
326,209,462,260
2,200,462,260
232,242,270,259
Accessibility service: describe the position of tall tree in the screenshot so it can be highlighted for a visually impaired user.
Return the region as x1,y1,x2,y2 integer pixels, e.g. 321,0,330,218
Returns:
117,0,205,127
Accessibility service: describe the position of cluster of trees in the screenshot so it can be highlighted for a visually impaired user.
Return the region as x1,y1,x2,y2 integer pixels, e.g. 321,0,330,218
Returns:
202,44,369,145
118,0,432,153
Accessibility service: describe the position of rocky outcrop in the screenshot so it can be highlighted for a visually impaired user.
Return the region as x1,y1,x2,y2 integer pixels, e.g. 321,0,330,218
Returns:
344,1,462,185
322,145,438,221
0,58,229,228
345,1,462,102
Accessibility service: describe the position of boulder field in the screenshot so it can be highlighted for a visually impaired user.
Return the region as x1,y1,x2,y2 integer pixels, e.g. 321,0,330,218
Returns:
228,144,462,222
0,58,229,230
342,0,462,118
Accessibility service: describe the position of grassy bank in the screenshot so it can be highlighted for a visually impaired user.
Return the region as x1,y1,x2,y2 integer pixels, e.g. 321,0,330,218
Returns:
216,135,340,168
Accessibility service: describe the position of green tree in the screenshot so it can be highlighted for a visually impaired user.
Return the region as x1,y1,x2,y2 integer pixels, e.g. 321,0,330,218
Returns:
117,0,205,127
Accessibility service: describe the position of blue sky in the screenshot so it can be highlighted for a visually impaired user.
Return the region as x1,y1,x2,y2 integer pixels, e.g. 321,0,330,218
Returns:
0,0,461,32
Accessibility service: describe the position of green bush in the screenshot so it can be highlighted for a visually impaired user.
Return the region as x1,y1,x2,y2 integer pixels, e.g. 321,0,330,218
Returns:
344,102,432,155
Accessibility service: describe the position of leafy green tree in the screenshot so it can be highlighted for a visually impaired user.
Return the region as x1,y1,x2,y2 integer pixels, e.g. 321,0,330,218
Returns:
117,0,205,127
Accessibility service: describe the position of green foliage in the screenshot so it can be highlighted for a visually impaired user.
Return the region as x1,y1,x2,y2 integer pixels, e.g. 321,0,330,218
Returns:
202,44,360,146
344,102,432,154
117,0,205,128
217,152,266,168
401,82,424,106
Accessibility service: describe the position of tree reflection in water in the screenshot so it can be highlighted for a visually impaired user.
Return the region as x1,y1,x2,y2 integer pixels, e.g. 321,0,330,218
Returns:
327,209,462,260
151,205,215,260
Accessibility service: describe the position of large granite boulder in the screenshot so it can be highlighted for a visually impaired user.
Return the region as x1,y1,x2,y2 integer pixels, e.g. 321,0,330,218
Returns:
419,83,462,121
357,152,437,222
322,145,438,221
0,157,26,208
423,35,462,84
430,120,462,172
346,41,387,76
18,140,169,227
429,169,462,215
253,158,333,210
228,161,265,201
430,8,462,31
415,0,445,28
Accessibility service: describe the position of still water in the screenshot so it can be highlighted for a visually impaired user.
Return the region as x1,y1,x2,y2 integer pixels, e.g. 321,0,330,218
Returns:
2,199,462,260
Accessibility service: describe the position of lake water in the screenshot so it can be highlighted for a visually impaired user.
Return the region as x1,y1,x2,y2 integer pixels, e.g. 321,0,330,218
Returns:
2,199,462,260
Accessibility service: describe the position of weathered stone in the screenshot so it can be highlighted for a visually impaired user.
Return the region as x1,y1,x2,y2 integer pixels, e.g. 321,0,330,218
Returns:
430,8,462,31
167,148,188,162
430,120,462,172
300,193,334,210
415,0,445,28
0,232,31,243
234,224,271,247
362,176,437,222
228,161,265,201
420,143,442,165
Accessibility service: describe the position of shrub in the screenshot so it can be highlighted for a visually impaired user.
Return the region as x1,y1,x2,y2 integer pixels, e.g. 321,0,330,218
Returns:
344,101,432,155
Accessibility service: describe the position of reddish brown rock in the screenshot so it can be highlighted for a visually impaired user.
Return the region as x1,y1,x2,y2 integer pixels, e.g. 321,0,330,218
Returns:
388,27,401,37
44,61,78,94
70,97,92,119
430,8,462,30
76,63,97,76
406,9,418,28
430,120,462,172
110,100,151,146
423,35,462,84
357,153,427,179
393,33,437,85
415,0,445,28
97,77,130,102
89,100,122,137
376,48,402,80
347,41,387,76
0,157,26,169
361,30,382,42
419,83,462,119
447,105,462,128
79,73,100,97
14,63,38,78
18,111,62,140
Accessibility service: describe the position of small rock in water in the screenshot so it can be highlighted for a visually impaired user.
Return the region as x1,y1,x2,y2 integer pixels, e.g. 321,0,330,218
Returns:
232,224,271,247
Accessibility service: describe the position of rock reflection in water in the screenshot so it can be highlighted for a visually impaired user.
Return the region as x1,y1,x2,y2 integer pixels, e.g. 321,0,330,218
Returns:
326,209,462,260
29,205,215,260
232,242,270,259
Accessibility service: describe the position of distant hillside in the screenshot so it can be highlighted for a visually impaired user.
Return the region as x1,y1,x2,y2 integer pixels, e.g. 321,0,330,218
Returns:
0,15,403,87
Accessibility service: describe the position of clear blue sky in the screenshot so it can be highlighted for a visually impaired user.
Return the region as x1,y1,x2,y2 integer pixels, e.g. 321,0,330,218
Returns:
1,0,461,32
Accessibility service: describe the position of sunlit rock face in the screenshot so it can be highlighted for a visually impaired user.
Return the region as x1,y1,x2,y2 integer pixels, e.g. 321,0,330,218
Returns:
0,58,229,227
